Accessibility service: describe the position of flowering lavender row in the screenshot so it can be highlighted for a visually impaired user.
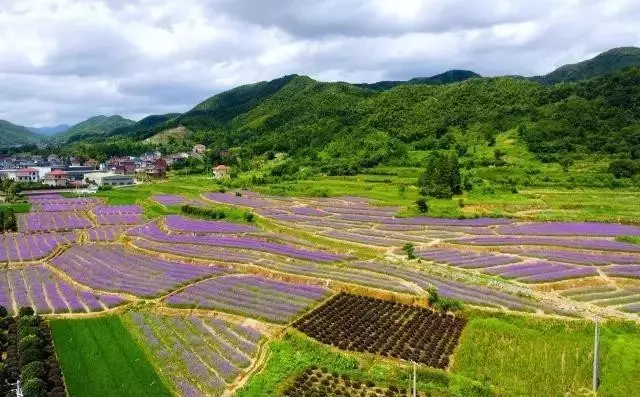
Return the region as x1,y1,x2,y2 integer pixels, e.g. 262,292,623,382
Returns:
204,192,277,208
255,260,416,293
128,312,264,394
451,236,640,252
166,275,330,323
1,266,127,314
482,261,598,282
602,265,640,279
320,230,407,247
27,193,64,200
426,226,497,235
152,194,193,206
496,222,640,237
95,214,144,225
564,288,639,303
18,212,92,232
350,262,548,313
92,204,143,215
164,215,256,234
416,248,519,269
499,247,640,265
0,232,76,262
52,245,228,297
559,285,617,297
622,303,640,313
85,226,128,242
128,222,348,262
289,206,331,217
355,228,444,244
132,238,261,263
303,220,362,229
29,196,101,212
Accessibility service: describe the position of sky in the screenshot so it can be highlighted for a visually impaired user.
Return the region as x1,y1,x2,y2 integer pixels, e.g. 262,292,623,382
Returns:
1,0,639,127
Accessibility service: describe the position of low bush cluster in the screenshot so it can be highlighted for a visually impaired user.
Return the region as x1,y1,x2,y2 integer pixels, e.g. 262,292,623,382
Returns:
0,306,66,397
181,204,254,222
0,208,17,232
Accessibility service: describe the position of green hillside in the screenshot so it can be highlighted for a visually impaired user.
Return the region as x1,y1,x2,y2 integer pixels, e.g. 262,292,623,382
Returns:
0,119,42,146
60,115,136,143
533,47,640,84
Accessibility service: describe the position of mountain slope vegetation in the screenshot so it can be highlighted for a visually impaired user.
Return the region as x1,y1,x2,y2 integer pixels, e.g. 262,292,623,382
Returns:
60,115,135,143
0,120,42,146
532,47,640,84
355,70,481,91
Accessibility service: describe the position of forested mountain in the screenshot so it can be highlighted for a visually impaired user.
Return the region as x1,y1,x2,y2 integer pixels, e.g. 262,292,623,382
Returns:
532,47,640,84
0,120,42,147
59,115,135,143
356,70,481,91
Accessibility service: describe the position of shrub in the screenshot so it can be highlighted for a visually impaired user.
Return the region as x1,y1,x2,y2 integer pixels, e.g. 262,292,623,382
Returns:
402,243,415,260
18,307,34,317
18,326,41,340
243,212,255,222
20,315,40,327
415,198,429,213
18,348,44,367
0,305,7,318
22,378,47,397
18,335,42,352
609,159,639,178
434,298,464,312
20,361,45,382
427,287,440,306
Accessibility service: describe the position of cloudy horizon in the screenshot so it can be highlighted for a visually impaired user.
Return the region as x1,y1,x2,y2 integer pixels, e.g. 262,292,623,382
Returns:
1,0,639,127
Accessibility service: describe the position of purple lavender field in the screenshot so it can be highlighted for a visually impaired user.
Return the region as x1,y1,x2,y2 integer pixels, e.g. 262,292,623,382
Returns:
164,215,256,234
165,275,330,323
18,212,92,232
1,265,126,315
51,245,229,297
0,232,76,262
85,226,129,242
128,222,348,262
496,222,640,236
416,247,519,268
127,312,264,394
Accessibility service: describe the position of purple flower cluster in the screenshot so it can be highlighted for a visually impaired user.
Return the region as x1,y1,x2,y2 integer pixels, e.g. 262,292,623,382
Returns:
496,222,640,236
451,236,640,252
416,248,519,268
499,247,640,265
1,265,126,315
603,265,640,279
0,232,76,262
29,196,101,212
481,261,598,282
132,239,261,263
51,245,228,297
86,226,128,242
164,215,256,234
289,207,330,217
19,212,92,232
93,205,143,215
166,275,330,323
128,222,347,262
320,230,405,247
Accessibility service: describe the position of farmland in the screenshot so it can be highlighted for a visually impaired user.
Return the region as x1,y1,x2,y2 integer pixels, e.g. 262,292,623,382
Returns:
1,185,640,396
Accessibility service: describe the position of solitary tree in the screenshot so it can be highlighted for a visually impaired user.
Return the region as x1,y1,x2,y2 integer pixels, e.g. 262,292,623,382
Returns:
402,243,415,260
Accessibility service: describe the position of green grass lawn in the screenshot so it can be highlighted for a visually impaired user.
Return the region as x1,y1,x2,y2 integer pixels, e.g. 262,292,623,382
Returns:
50,316,170,397
452,313,640,397
0,202,31,213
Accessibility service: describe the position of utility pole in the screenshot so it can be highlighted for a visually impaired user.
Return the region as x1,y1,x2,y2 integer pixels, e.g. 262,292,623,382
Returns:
592,317,600,393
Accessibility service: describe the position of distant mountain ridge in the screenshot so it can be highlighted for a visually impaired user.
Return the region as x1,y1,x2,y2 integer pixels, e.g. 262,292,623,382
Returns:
58,115,136,143
355,70,481,91
532,47,640,84
29,124,70,136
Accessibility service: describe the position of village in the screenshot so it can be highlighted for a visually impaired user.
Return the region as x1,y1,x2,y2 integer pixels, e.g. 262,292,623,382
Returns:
0,144,230,190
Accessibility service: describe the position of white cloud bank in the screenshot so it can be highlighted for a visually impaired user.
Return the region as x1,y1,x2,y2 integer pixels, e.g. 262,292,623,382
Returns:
0,0,638,126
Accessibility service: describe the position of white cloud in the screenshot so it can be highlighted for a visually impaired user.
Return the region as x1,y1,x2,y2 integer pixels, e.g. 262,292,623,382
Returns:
0,0,638,126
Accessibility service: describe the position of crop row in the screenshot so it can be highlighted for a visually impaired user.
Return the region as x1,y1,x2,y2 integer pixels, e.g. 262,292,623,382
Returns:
450,236,640,252
482,261,598,283
559,285,640,313
128,222,348,262
166,275,330,324
0,266,127,315
127,312,264,395
204,192,278,208
416,247,519,268
29,196,101,212
499,247,640,265
0,232,76,262
18,212,92,233
51,245,227,298
92,205,143,215
351,262,548,313
293,293,466,368
85,226,128,242
164,215,256,234
95,214,143,225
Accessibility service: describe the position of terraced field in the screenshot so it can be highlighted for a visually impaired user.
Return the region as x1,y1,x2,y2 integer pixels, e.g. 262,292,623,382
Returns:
1,190,639,397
